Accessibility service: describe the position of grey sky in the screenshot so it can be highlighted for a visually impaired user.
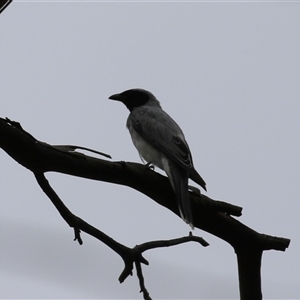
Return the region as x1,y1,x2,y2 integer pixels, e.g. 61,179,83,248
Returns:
1,1,299,299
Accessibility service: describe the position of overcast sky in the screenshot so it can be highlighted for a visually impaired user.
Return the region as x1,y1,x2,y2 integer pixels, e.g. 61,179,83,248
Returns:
1,1,299,299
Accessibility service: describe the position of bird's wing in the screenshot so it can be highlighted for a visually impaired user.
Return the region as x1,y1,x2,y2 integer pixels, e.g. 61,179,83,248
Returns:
130,106,193,170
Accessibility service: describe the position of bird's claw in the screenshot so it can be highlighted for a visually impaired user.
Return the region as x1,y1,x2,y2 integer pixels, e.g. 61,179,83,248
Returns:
145,162,155,171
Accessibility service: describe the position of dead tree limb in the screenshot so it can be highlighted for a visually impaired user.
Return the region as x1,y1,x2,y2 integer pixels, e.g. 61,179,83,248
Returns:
34,170,208,293
0,117,290,300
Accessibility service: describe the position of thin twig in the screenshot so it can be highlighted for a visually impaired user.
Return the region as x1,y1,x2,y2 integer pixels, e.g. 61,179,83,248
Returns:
135,259,152,300
135,231,209,252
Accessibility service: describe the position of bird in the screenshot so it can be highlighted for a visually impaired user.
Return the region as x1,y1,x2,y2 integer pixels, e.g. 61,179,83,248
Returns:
109,88,206,228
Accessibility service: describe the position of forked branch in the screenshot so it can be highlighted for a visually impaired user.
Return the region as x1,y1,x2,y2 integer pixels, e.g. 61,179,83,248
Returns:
0,117,290,300
34,171,208,299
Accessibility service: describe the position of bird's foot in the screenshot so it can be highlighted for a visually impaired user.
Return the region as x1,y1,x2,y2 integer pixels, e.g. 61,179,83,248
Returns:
145,162,155,171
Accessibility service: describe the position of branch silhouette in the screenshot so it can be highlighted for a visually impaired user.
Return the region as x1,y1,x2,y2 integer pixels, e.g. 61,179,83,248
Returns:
0,117,290,300
0,0,13,14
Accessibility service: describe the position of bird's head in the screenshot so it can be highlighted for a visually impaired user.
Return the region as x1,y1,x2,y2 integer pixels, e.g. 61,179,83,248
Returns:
109,88,160,111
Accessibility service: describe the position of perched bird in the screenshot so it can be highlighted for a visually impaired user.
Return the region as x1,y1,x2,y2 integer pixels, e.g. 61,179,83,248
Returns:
109,88,206,228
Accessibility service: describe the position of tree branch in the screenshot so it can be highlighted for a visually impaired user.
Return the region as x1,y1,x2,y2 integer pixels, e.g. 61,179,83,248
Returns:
0,0,12,14
0,117,291,299
33,171,208,299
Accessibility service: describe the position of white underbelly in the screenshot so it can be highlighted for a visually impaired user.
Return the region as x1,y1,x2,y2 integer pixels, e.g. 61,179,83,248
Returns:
129,128,165,170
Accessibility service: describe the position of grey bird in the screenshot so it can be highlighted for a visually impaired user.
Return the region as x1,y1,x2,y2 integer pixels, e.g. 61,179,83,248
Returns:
109,88,206,228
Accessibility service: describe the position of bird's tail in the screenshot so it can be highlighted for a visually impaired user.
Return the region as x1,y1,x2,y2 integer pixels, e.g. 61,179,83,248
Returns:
189,167,207,191
166,163,194,229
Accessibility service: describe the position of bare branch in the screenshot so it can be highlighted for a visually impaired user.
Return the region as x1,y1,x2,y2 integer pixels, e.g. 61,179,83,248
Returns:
0,0,12,14
0,117,291,299
33,171,207,300
0,116,290,252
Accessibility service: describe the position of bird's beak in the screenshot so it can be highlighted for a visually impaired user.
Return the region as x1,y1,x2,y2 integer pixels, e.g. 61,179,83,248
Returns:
109,93,124,101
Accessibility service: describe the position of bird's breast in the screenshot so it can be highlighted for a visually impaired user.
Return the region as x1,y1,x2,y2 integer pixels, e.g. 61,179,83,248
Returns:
128,126,165,170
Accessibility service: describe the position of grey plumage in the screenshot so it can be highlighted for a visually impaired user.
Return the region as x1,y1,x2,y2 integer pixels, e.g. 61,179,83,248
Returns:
109,88,206,228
